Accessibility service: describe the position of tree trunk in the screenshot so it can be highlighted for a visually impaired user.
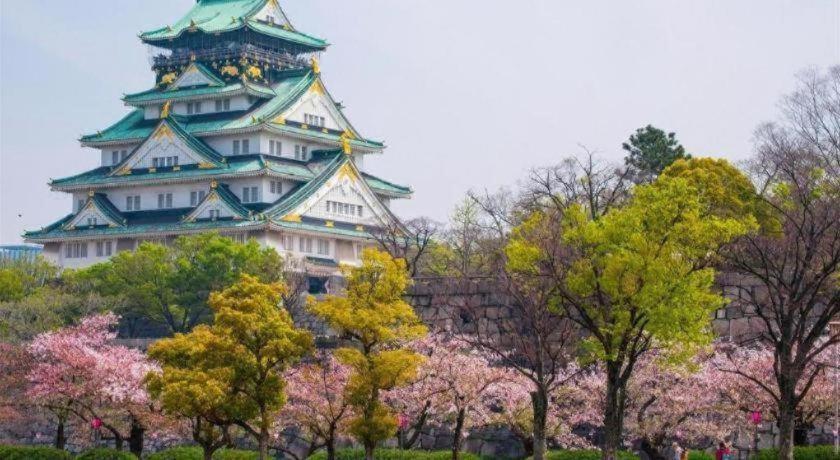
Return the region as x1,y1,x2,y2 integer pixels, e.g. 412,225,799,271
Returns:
452,407,466,460
327,424,337,460
54,418,66,450
531,389,548,460
258,425,270,460
364,442,375,460
777,400,796,460
602,363,626,460
203,448,214,460
639,438,666,460
129,417,144,457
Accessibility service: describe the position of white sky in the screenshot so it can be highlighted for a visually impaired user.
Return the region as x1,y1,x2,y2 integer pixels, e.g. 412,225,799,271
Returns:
1,0,838,242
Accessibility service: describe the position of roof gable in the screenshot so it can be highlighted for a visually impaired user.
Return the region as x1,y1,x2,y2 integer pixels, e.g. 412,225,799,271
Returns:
166,62,225,90
269,76,364,141
111,118,225,175
183,182,252,222
267,151,398,227
64,193,126,230
252,0,292,28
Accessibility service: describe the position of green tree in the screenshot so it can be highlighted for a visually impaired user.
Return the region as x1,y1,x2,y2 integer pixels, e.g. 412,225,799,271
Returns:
0,256,58,302
309,249,427,460
623,125,689,182
147,274,312,460
78,233,285,334
507,164,756,460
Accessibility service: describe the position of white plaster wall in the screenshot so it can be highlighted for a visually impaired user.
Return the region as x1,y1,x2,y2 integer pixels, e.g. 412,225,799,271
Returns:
100,177,293,212
100,145,137,167
142,95,252,120
286,93,343,131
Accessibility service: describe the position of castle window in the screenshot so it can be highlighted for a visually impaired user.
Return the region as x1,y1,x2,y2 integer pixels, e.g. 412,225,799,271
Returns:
157,193,173,209
233,139,250,155
126,195,141,211
95,241,113,257
87,217,98,227
299,237,313,253
190,190,207,206
304,114,326,128
266,15,275,24
65,242,88,259
77,200,85,212
327,200,363,218
270,180,281,194
121,150,128,161
242,186,259,203
269,139,282,155
294,145,308,160
187,102,202,115
283,235,294,251
317,239,330,256
215,98,231,112
209,209,220,220
112,151,119,164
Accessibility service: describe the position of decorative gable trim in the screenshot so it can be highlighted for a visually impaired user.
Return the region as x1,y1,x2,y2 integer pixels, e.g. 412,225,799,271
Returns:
166,62,225,90
111,119,225,176
252,0,293,29
63,193,126,230
277,76,362,139
267,152,400,230
182,181,252,223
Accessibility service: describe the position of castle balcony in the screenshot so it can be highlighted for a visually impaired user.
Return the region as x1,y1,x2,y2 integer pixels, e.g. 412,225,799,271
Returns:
148,42,315,72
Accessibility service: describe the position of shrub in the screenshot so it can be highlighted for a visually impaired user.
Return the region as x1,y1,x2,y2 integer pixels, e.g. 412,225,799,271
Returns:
213,449,259,460
754,445,840,460
687,452,713,460
147,447,259,460
0,445,73,460
534,451,637,460
75,448,137,460
147,447,202,460
307,449,481,460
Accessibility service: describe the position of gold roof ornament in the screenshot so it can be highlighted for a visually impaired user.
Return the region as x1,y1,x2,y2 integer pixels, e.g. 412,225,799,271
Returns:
311,57,320,74
340,131,352,155
88,190,95,197
160,101,172,118
210,180,218,189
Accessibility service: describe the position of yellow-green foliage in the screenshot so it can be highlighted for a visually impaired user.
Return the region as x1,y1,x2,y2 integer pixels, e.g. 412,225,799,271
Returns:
662,157,776,232
147,275,312,454
309,249,427,451
506,160,757,366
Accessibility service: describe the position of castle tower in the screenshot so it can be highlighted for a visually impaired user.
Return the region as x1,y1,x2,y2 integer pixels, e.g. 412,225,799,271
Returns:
25,0,411,281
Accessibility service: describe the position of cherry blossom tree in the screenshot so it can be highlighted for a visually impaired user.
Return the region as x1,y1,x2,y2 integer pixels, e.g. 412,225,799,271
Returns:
27,314,161,456
619,354,741,459
386,334,511,460
488,366,598,456
277,353,353,460
713,343,836,443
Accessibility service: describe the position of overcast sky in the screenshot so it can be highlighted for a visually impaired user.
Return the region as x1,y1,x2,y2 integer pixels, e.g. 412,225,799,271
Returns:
1,0,838,243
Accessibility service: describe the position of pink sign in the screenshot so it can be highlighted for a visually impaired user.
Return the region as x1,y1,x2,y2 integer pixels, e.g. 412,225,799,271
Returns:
397,414,409,430
91,418,102,429
750,411,762,425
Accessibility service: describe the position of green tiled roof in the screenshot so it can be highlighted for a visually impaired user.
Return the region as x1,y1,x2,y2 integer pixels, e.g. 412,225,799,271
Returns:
361,172,412,196
139,0,327,51
124,81,274,106
160,117,226,166
211,184,253,218
89,193,127,227
274,220,371,239
26,217,265,242
51,154,409,198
